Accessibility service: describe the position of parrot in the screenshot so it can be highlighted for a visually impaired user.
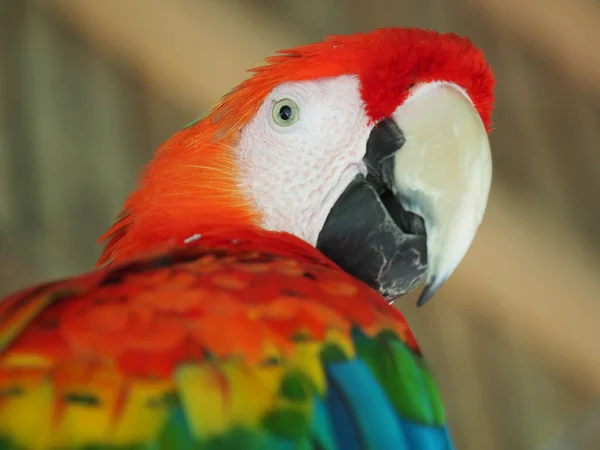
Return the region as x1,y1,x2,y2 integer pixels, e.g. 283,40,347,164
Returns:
0,27,494,449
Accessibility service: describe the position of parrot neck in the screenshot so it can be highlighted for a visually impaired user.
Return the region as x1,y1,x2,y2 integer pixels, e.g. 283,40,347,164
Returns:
97,117,267,266
98,220,333,270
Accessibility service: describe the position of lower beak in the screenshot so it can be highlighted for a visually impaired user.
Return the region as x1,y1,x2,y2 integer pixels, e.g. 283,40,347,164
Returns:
317,83,492,305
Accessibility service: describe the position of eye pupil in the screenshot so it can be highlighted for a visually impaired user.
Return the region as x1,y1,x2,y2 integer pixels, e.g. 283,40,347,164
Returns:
279,105,293,121
272,98,299,127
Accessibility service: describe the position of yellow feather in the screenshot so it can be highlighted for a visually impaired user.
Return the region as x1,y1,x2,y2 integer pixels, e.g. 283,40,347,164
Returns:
49,387,116,448
224,363,279,428
249,363,285,393
1,352,52,369
288,341,326,394
0,291,57,353
111,380,173,445
176,361,282,439
176,364,229,438
326,329,356,358
0,379,53,450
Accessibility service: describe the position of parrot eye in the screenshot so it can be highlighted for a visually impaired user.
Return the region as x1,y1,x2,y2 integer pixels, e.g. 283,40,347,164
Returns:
272,98,299,127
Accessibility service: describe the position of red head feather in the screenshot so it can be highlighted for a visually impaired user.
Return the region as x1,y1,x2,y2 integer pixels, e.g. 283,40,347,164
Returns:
98,28,494,265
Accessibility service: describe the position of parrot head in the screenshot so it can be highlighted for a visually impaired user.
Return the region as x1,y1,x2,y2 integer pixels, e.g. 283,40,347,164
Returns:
99,28,494,306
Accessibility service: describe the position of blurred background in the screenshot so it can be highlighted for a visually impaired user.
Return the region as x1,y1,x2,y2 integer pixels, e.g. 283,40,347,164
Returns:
1,0,599,449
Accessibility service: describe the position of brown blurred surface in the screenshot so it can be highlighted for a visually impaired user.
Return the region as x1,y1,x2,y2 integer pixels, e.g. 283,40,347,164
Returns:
1,0,599,448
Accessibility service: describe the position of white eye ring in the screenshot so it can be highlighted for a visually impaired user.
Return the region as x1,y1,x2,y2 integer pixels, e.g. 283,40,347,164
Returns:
271,98,300,127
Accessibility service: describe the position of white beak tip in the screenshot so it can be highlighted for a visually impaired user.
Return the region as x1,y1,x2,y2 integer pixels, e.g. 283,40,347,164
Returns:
417,275,446,307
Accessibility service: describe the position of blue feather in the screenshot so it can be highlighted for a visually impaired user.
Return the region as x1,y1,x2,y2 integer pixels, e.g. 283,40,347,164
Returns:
325,358,405,449
323,367,361,450
323,358,455,450
395,417,455,450
310,397,338,450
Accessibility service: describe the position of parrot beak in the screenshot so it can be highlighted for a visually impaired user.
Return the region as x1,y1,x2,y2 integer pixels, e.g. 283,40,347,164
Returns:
317,83,491,306
387,83,492,305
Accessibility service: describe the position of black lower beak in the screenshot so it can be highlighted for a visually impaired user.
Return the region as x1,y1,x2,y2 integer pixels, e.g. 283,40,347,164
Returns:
316,119,428,302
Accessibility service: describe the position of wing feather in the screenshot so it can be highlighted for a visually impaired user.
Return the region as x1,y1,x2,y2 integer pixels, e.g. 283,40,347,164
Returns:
0,236,453,449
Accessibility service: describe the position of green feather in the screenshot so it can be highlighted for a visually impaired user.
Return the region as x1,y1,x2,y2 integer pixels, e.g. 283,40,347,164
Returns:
196,427,277,450
182,109,211,129
0,436,21,450
279,371,317,403
352,327,445,426
319,343,350,363
262,407,310,440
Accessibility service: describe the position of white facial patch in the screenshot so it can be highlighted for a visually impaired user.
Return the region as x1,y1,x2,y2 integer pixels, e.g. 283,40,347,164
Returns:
236,75,371,245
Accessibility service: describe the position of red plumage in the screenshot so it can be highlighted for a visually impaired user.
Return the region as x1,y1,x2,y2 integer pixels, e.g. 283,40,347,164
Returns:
1,229,415,380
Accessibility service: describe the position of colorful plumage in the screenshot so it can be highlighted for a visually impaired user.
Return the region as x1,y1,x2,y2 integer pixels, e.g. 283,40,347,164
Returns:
0,230,450,449
0,27,495,449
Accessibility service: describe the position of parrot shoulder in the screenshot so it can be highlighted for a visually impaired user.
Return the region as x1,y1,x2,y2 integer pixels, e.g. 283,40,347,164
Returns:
0,230,450,449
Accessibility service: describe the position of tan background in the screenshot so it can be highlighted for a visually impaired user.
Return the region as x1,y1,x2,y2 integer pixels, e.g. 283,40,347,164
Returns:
1,1,599,449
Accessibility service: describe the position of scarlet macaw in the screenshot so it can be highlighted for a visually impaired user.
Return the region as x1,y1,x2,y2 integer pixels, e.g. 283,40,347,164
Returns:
0,28,494,449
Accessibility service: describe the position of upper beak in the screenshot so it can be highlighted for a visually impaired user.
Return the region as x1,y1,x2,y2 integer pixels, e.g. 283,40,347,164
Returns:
316,82,491,306
386,83,492,305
